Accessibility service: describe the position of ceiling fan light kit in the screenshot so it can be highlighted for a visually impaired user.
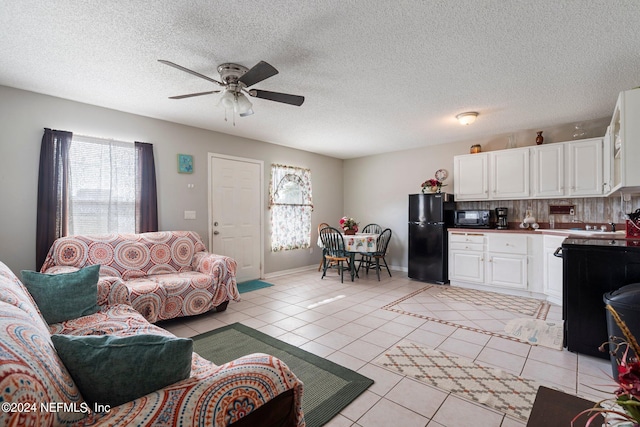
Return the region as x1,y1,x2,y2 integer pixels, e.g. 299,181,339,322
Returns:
456,111,479,125
159,59,305,121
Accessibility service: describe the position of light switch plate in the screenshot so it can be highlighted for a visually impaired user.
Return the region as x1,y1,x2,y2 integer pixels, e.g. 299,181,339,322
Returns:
184,210,196,220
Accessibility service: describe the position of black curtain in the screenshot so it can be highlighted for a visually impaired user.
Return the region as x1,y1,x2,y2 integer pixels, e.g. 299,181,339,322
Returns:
135,142,158,233
36,128,72,270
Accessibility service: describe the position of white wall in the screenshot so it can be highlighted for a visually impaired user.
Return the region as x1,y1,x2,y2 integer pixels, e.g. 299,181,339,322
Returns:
343,117,611,271
0,86,343,275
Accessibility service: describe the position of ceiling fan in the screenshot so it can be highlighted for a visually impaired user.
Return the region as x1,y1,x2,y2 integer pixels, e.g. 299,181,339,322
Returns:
158,59,305,118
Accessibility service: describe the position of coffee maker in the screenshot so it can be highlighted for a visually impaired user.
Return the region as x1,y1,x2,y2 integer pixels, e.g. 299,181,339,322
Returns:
495,207,508,229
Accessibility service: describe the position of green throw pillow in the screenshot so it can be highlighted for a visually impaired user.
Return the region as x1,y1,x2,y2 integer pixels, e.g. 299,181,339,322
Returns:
21,264,101,324
51,334,193,407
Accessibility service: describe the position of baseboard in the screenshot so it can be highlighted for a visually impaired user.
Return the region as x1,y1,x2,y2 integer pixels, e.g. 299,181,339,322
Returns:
265,263,406,279
264,264,317,279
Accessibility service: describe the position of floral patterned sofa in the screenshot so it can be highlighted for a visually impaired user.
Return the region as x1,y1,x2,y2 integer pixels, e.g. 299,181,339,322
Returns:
0,261,305,426
40,231,240,322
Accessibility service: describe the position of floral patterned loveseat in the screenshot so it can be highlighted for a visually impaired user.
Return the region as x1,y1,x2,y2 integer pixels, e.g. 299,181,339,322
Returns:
0,261,305,426
41,231,240,322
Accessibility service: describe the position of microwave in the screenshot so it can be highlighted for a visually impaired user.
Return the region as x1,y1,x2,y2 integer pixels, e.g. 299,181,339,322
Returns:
454,210,491,228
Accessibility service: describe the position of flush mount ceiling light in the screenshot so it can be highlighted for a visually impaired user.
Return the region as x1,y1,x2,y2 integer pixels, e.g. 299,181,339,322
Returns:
456,112,479,125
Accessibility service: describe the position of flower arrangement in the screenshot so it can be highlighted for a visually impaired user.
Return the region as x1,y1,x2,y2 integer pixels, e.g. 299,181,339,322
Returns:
339,216,358,233
574,304,640,426
421,178,446,194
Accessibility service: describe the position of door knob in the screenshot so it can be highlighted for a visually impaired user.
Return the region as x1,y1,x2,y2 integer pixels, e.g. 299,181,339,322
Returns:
213,231,220,235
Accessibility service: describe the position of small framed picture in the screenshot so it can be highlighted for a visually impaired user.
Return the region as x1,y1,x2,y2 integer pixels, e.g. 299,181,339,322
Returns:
177,154,193,174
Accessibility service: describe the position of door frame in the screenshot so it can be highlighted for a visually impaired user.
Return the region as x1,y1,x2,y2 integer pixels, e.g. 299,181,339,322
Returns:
207,152,265,279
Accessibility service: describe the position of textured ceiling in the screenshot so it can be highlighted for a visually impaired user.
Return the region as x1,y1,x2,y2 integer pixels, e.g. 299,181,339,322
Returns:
1,1,640,159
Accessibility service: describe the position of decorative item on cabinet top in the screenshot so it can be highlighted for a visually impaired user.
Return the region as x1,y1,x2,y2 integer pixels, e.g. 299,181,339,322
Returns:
535,131,544,145
470,144,482,154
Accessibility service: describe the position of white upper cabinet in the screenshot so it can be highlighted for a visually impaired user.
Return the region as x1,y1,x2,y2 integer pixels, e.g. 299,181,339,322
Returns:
454,138,604,201
610,87,640,193
490,148,530,199
531,144,564,198
454,153,489,200
567,138,603,197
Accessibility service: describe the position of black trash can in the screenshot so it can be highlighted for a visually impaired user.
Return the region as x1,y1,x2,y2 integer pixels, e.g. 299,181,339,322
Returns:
603,283,640,378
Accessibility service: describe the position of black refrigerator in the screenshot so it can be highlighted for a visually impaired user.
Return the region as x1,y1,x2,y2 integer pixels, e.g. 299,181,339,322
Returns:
408,193,455,284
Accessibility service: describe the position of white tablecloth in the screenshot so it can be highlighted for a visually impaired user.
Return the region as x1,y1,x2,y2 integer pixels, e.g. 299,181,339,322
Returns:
317,233,378,253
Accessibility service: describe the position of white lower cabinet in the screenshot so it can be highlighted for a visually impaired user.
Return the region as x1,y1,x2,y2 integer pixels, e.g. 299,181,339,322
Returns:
448,231,556,302
486,234,527,289
449,232,485,283
543,235,565,305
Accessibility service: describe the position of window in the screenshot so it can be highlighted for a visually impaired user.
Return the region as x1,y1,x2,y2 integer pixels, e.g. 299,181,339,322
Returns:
68,136,136,234
36,128,158,269
269,164,313,251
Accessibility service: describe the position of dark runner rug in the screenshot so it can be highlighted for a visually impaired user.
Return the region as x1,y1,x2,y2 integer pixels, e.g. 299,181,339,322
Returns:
192,322,373,427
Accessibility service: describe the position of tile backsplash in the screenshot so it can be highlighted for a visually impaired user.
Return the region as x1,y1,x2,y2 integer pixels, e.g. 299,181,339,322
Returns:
456,195,640,226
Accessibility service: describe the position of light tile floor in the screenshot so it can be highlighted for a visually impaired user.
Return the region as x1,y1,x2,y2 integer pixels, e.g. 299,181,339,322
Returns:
159,268,614,427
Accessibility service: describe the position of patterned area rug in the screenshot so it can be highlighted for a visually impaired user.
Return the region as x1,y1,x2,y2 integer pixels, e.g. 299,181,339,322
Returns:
504,318,564,350
374,340,539,421
435,287,547,317
382,285,551,344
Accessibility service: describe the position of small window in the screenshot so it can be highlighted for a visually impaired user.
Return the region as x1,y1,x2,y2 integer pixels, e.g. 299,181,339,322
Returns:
269,164,313,251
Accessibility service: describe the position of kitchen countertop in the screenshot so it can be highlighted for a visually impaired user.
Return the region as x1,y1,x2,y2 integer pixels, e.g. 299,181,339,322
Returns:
448,227,627,238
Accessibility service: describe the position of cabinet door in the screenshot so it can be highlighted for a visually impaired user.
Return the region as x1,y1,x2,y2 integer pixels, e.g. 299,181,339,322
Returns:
602,125,614,194
532,144,564,197
449,250,484,283
567,138,603,196
491,149,530,199
542,236,565,303
486,253,527,289
453,153,489,200
543,246,563,300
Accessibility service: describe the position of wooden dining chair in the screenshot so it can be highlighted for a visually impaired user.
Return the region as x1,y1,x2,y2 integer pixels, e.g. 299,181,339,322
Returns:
317,222,330,271
320,226,352,283
358,228,392,280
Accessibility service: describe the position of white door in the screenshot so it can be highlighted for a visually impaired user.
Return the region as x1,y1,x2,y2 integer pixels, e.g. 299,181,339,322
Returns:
209,154,263,282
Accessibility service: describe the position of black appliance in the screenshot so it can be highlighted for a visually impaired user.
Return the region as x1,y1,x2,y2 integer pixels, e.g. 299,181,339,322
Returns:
561,237,640,359
408,193,455,284
495,207,508,230
454,210,491,228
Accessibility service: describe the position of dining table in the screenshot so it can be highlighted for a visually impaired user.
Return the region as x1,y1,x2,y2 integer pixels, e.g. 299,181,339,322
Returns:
318,232,379,281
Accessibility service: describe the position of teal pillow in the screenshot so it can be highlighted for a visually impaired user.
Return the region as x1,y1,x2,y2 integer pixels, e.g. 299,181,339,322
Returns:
21,264,101,324
51,334,193,407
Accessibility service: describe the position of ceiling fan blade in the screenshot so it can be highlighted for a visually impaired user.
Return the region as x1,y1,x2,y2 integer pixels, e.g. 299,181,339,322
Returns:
238,61,279,87
251,89,305,106
169,90,220,99
158,60,224,86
